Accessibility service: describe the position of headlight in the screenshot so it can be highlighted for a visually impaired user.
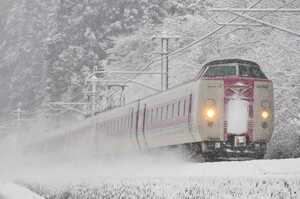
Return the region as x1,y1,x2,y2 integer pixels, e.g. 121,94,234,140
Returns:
261,110,269,119
204,107,217,122
203,99,217,122
206,109,216,119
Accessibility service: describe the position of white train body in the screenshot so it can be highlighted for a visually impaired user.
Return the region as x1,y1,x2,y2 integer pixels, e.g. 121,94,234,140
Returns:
29,59,274,159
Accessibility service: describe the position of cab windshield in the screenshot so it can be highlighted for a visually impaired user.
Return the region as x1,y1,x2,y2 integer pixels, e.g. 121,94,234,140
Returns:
239,65,267,79
204,65,236,77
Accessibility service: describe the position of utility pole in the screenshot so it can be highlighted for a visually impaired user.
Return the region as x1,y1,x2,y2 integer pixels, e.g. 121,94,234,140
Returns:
161,38,164,90
88,66,99,142
153,31,178,91
160,32,169,90
91,65,98,116
14,102,23,155
16,102,22,128
166,38,169,90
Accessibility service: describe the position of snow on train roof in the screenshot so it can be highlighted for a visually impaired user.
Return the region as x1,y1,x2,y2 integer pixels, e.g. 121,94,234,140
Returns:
203,59,260,68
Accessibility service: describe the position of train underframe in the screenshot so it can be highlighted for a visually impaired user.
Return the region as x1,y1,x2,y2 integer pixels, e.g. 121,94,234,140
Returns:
201,141,267,161
172,139,267,161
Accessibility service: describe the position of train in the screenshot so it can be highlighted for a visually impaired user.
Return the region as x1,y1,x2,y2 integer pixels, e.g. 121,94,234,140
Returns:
28,59,274,160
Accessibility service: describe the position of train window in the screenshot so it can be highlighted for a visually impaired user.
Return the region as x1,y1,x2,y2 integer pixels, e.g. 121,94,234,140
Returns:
116,120,118,133
116,120,118,132
186,98,190,115
161,107,164,120
117,119,120,132
151,109,153,123
107,122,109,132
181,100,185,116
110,121,112,133
125,116,127,128
204,65,236,77
113,121,115,134
167,104,172,120
172,103,175,119
112,121,114,134
159,107,161,120
117,120,119,133
119,119,121,132
178,101,181,116
145,111,149,125
128,116,130,127
239,65,267,79
183,100,186,116
121,118,123,130
110,121,112,134
128,115,131,127
123,117,125,128
115,120,117,133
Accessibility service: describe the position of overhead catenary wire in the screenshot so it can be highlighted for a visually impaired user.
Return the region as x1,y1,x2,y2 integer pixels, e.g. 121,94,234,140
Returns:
104,0,265,102
66,0,299,113
107,0,265,86
209,8,300,12
216,0,298,45
139,0,298,74
228,11,300,37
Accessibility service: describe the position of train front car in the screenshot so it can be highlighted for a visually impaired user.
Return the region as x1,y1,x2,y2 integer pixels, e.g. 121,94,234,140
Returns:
198,59,273,159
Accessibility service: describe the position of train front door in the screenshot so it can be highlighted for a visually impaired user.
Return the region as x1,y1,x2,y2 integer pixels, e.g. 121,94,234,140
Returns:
135,102,148,149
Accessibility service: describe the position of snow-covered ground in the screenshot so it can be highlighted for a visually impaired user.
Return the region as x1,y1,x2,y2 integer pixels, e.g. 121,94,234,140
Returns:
0,182,44,199
0,156,300,199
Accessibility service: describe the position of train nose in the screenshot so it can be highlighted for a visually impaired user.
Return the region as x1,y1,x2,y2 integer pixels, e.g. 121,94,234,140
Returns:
224,80,254,140
227,98,249,135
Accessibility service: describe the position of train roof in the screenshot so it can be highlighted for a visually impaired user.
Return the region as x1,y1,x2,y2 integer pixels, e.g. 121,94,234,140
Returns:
203,59,260,68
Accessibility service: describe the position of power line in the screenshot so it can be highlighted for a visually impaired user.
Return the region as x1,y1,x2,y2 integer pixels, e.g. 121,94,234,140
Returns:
227,11,300,37
213,0,298,49
82,0,299,109
209,8,300,12
105,0,265,100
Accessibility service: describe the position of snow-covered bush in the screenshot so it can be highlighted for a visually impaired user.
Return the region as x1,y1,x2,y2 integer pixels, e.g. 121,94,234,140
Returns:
25,177,300,199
